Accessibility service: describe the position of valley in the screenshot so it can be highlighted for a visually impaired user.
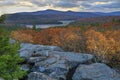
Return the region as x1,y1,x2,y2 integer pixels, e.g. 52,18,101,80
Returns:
0,9,120,80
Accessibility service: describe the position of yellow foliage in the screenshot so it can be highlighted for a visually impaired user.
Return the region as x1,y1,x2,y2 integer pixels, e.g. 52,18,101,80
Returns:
86,29,117,62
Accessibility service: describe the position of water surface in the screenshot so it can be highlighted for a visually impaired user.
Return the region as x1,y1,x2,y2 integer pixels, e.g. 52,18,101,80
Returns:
26,20,74,28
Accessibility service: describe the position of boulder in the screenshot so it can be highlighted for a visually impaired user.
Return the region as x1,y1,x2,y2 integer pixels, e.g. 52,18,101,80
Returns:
28,72,57,80
34,54,69,80
72,63,120,80
49,51,93,63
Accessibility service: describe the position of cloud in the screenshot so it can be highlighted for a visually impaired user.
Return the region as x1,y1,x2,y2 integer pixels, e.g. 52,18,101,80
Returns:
101,2,120,8
16,1,34,7
0,0,16,6
53,1,78,8
29,0,48,7
0,0,120,15
86,1,120,12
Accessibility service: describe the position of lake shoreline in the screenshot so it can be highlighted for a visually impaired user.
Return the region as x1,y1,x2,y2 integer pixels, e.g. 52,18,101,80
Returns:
25,20,75,29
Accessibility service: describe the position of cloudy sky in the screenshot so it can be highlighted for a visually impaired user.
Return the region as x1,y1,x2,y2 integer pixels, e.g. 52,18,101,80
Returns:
0,0,120,15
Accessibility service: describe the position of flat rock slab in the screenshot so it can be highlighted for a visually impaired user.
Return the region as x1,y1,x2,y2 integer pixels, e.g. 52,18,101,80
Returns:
49,51,93,63
19,43,63,58
73,63,120,80
20,43,63,52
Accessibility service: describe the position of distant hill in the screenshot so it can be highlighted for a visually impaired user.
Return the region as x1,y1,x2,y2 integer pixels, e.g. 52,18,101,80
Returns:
5,9,120,24
69,16,120,30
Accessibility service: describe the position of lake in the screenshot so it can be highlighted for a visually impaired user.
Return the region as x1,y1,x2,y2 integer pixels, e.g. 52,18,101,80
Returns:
26,20,74,29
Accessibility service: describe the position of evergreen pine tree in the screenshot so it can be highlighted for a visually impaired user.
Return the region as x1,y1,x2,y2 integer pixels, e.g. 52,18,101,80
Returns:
0,14,6,23
0,35,26,80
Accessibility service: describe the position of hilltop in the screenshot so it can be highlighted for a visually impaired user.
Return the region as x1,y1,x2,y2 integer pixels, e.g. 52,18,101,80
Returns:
5,9,120,24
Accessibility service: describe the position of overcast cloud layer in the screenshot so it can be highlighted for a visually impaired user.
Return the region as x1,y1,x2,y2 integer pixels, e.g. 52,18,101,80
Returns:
0,0,120,15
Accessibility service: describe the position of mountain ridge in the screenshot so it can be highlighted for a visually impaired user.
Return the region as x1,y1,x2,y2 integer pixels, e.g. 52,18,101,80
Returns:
6,9,120,24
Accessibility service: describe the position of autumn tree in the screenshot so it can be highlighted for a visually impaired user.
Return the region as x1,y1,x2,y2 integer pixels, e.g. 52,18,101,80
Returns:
32,24,37,30
11,29,34,43
105,30,120,68
85,29,116,62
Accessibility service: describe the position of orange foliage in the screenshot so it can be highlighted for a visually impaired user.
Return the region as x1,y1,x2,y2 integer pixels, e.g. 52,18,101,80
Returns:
11,27,120,63
11,29,34,43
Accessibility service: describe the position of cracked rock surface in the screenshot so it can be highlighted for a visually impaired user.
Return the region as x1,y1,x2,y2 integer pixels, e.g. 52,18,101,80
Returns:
19,43,120,80
73,63,120,80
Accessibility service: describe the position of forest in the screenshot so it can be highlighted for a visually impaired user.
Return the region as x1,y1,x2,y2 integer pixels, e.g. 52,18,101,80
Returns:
11,17,120,70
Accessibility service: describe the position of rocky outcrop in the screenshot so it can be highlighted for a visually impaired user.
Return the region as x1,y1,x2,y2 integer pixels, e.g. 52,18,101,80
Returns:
18,43,120,80
73,63,120,80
